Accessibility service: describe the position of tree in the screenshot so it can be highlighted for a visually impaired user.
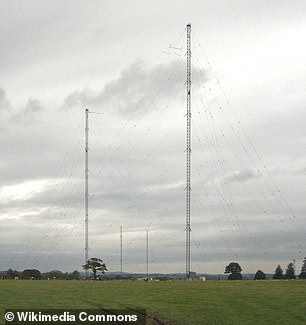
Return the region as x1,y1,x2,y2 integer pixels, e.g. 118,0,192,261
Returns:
6,269,21,279
22,269,41,280
68,270,80,280
254,270,266,280
284,262,296,279
82,257,107,279
41,270,80,280
273,265,284,280
46,270,64,280
299,257,306,279
224,262,243,280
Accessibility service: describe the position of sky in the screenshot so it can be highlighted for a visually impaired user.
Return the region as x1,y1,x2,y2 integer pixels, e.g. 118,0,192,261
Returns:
0,0,305,275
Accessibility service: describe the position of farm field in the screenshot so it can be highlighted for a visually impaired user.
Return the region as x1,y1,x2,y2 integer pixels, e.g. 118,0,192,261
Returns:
0,280,306,324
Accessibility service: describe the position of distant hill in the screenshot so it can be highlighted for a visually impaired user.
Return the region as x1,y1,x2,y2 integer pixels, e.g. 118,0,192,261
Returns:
80,271,230,280
80,271,276,280
1,270,274,280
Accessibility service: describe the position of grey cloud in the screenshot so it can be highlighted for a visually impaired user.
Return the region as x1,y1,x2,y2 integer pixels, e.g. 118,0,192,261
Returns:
225,168,261,183
61,60,206,115
0,88,12,130
0,88,45,127
11,98,44,125
0,0,305,274
297,167,306,174
0,88,11,111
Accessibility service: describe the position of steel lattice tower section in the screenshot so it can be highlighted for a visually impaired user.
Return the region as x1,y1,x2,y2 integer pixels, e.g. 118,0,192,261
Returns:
185,23,192,279
85,108,89,277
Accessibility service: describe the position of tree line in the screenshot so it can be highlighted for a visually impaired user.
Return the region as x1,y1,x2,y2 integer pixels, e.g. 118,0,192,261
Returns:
3,269,80,280
3,257,306,280
225,257,306,280
2,257,107,280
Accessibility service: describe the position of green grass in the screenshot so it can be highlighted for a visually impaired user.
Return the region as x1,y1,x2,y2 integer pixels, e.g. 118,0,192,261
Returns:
1,280,306,324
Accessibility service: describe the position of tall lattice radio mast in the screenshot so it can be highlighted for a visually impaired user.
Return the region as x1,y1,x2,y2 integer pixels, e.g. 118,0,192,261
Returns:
185,23,192,279
85,108,89,277
120,226,123,274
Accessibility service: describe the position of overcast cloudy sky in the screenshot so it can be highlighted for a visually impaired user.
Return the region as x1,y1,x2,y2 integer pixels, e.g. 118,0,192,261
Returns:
0,0,305,275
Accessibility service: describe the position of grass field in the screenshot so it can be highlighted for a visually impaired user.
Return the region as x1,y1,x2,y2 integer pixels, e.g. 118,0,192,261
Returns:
1,280,306,324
